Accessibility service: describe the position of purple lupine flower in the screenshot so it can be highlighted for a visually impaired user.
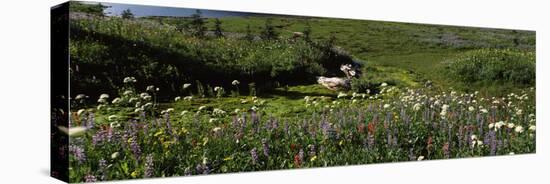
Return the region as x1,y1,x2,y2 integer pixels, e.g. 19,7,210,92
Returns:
302,119,309,135
144,154,154,178
367,133,375,150
92,130,107,146
309,144,316,156
298,148,304,163
409,148,416,161
87,113,95,129
183,167,192,176
195,163,210,174
251,111,259,124
488,130,497,156
478,115,484,136
457,126,464,148
272,117,279,130
284,121,289,136
69,145,86,163
202,165,210,174
232,116,239,129
84,174,97,182
241,113,247,128
386,133,392,147
143,123,149,136
262,139,269,157
98,159,107,180
164,113,173,136
392,130,398,147
497,140,504,152
140,111,146,122
129,137,141,158
250,148,259,165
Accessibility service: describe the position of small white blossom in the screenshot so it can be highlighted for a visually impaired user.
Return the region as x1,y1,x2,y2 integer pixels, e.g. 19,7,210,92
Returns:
480,108,488,114
123,90,133,96
337,92,347,98
146,85,155,92
110,121,120,128
413,103,422,111
112,97,122,104
251,106,259,112
129,97,139,103
75,94,88,100
516,109,523,116
96,104,105,110
76,109,86,116
212,108,226,115
198,106,207,111
231,80,240,85
123,76,137,83
108,115,117,121
99,94,110,99
495,121,505,129
111,152,120,159
514,126,524,133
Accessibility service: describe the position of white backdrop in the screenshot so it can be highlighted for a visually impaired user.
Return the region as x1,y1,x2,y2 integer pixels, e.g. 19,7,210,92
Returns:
0,0,548,183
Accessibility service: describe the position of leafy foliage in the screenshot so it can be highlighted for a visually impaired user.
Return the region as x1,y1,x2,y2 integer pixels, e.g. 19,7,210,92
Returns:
446,49,535,85
70,2,108,17
121,9,134,19
69,16,353,98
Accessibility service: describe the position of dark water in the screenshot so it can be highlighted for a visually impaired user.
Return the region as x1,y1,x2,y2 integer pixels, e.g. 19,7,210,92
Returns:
98,2,252,18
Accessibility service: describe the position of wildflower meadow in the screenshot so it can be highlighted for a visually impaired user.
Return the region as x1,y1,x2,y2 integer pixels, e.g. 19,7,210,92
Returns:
56,2,536,183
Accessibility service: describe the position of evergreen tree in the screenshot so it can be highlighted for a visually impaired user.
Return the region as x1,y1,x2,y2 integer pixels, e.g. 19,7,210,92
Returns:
190,10,207,38
121,8,134,19
303,23,312,42
214,18,224,38
260,19,278,40
245,24,255,41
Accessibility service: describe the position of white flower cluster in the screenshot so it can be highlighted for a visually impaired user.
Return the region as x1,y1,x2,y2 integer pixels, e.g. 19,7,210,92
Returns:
123,76,137,83
161,108,174,114
212,108,226,116
97,94,110,104
337,92,347,99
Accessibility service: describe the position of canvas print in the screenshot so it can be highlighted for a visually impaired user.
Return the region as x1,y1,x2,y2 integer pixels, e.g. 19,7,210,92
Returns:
51,1,536,183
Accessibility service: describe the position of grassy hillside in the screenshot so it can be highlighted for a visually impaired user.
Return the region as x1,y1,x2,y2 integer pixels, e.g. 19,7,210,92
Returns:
151,15,535,95
64,3,536,182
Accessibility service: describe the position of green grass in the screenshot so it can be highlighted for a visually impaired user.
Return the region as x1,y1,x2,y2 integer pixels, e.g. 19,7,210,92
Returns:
167,84,335,119
198,16,535,95
64,6,536,182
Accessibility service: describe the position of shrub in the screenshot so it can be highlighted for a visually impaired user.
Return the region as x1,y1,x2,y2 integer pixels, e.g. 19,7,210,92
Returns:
68,16,354,98
446,49,535,85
